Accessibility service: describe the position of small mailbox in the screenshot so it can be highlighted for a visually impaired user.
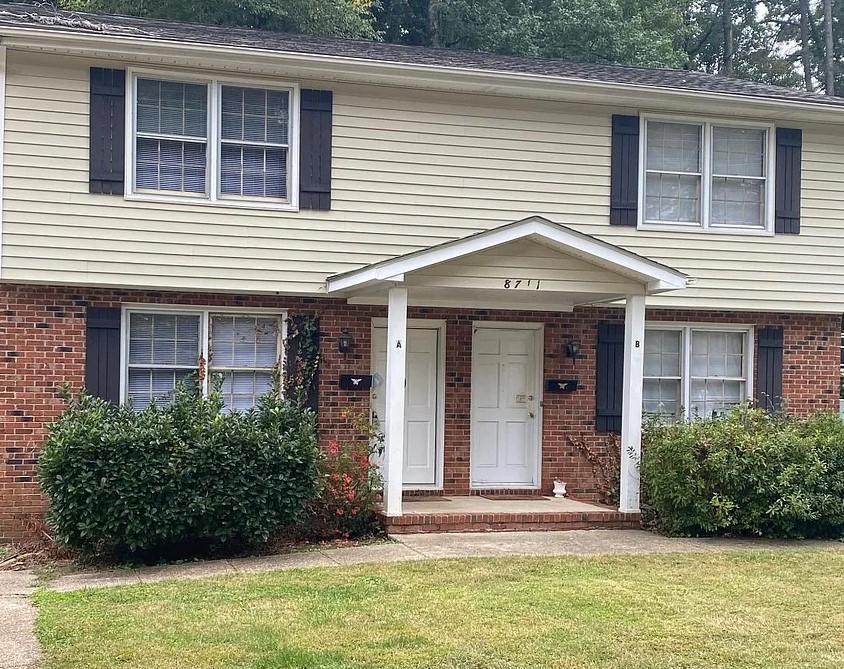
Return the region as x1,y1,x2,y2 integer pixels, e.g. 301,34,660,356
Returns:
339,374,373,391
545,379,579,393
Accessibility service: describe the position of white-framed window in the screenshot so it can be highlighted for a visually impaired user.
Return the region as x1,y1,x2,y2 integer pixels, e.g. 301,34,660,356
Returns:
643,324,753,420
126,310,203,411
121,306,286,412
126,69,299,209
219,86,290,200
640,116,774,234
209,315,281,411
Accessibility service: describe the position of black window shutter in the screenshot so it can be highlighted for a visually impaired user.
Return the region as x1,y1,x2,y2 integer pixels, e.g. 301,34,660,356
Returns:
596,322,624,433
285,315,320,412
755,326,784,412
89,67,126,195
85,307,121,405
610,114,639,226
775,128,802,234
299,90,333,210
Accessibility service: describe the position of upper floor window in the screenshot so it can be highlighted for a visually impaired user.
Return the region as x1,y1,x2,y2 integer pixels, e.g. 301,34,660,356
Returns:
641,118,773,233
136,79,208,193
220,86,290,200
129,72,297,208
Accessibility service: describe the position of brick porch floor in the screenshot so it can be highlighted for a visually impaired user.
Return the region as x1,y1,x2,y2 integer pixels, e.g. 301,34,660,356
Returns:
380,496,641,534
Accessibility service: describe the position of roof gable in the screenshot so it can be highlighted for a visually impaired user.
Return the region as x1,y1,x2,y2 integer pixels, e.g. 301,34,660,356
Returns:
326,216,687,301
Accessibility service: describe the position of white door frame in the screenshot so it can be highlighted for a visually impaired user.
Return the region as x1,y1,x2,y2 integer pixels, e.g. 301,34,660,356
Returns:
470,321,544,489
371,317,446,491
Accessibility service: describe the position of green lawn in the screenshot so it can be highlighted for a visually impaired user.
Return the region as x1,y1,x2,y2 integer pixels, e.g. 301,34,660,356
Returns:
36,549,844,669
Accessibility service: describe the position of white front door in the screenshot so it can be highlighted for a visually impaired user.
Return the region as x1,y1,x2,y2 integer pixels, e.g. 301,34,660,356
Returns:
471,326,541,487
372,326,439,487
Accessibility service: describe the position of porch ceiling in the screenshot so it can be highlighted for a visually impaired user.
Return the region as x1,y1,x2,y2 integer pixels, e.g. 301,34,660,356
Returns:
325,216,687,311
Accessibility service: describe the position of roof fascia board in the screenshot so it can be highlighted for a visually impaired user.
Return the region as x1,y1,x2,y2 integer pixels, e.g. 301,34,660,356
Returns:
3,27,844,123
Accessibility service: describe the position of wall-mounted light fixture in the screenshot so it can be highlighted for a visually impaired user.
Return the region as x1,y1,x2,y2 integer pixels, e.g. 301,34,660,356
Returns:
565,338,581,359
338,330,354,355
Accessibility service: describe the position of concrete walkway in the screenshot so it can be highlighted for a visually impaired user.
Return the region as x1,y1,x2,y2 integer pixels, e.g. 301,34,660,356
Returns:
46,529,843,593
0,571,40,669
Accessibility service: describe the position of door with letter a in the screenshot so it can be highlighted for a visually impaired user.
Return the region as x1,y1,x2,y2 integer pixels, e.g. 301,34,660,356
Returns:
372,325,440,487
471,325,541,488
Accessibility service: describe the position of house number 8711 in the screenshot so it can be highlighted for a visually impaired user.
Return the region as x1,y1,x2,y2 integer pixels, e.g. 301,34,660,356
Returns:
503,279,541,290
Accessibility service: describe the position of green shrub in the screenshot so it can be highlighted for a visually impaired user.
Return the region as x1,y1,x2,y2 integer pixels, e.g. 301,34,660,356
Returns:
641,408,844,538
39,386,320,554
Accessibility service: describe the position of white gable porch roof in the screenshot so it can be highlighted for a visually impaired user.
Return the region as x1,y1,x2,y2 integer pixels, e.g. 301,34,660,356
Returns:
325,216,687,311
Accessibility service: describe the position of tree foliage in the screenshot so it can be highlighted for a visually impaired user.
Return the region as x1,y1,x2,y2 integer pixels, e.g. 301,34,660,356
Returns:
375,0,838,90
377,0,687,66
59,0,377,39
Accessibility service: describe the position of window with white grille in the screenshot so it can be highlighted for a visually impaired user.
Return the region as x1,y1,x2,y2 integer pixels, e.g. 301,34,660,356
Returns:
209,315,281,412
220,86,290,200
710,126,766,228
643,329,682,418
123,309,284,412
129,73,296,206
126,312,201,410
642,117,772,232
643,325,751,420
644,121,702,225
135,79,208,194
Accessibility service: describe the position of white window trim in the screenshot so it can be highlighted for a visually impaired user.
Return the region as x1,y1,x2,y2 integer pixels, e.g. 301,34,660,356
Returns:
124,67,300,211
644,322,755,420
119,304,288,405
637,113,776,237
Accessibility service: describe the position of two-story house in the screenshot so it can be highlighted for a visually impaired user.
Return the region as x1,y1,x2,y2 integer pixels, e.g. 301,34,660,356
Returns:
0,3,841,540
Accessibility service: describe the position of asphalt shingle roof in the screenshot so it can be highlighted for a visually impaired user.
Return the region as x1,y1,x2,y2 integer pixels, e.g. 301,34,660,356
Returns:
0,2,842,108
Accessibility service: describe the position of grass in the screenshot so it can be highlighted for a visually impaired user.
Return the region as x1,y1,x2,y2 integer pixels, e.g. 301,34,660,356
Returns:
35,549,844,669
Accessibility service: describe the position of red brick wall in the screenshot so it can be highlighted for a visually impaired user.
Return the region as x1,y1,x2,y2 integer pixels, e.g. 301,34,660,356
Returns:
0,282,840,540
0,284,359,541
647,309,841,415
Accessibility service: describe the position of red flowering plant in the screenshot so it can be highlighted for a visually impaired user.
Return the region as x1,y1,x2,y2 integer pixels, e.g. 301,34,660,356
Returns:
309,408,384,538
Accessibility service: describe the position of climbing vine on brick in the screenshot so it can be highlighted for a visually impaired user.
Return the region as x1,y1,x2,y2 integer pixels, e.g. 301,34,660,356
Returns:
284,314,321,409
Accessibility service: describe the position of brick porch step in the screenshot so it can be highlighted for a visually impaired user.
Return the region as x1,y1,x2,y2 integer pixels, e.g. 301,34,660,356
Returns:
379,496,641,533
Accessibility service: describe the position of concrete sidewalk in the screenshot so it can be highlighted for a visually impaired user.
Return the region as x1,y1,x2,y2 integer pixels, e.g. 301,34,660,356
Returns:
0,571,40,669
46,529,843,593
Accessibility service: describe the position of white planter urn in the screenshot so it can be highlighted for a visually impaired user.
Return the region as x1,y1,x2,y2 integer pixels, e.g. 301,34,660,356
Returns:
553,479,567,498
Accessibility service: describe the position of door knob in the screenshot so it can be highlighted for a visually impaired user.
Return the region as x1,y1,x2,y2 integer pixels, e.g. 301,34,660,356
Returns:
528,411,535,418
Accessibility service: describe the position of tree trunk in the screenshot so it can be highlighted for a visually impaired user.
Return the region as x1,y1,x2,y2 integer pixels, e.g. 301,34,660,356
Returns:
824,0,835,95
722,0,734,76
428,0,443,48
800,0,814,91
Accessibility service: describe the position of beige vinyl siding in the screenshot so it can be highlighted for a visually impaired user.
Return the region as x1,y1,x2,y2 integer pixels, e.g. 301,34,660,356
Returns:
410,240,642,295
4,49,844,312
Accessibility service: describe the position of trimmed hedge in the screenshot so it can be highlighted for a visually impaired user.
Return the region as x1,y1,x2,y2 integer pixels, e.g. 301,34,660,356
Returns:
641,408,844,538
39,386,320,554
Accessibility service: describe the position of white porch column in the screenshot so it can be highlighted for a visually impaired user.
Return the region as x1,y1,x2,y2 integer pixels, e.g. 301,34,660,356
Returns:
619,293,646,513
383,285,408,517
